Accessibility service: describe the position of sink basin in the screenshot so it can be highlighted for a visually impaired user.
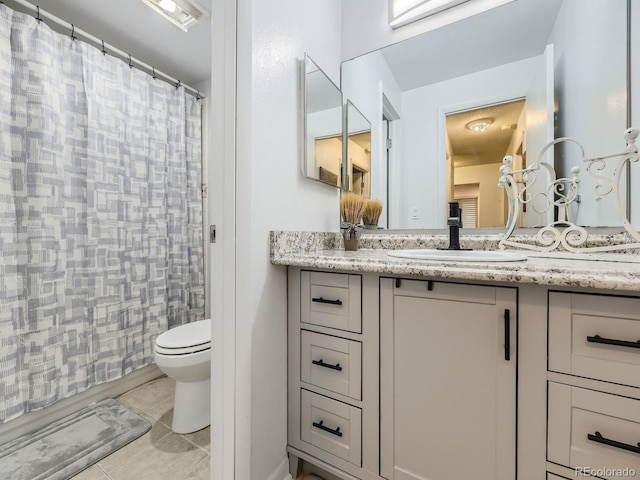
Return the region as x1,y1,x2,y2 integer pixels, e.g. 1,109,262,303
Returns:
387,249,527,262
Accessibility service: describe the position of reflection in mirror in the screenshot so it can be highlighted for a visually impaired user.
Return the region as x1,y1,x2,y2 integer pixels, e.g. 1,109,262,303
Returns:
343,101,372,197
447,99,526,228
341,0,628,229
301,54,343,187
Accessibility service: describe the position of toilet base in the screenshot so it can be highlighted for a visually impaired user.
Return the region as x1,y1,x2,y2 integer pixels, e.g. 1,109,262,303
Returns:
172,379,211,434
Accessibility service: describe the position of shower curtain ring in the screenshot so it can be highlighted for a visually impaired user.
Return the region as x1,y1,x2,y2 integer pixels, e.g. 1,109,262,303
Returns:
128,54,133,69
101,40,106,55
176,80,181,90
36,6,41,22
70,24,77,41
196,91,201,101
152,67,157,80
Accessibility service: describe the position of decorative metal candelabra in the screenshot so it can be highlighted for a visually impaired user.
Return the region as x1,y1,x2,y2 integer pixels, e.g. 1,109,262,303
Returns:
498,128,639,253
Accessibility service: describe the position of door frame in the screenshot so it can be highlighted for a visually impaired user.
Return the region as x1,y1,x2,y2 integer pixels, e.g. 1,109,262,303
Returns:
210,0,237,479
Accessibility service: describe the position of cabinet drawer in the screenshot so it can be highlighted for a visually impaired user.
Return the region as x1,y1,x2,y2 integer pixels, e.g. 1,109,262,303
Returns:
301,271,362,333
549,292,640,388
301,330,362,400
548,382,640,478
300,389,362,466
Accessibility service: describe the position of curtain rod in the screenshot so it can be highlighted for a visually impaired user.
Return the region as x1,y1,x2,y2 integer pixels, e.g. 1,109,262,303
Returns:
3,0,206,99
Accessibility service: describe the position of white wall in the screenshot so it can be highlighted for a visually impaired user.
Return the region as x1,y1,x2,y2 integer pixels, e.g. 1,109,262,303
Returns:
235,1,342,480
400,56,539,228
549,0,627,227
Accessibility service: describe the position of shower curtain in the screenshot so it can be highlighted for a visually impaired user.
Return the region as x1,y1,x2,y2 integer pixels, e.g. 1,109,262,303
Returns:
0,5,205,423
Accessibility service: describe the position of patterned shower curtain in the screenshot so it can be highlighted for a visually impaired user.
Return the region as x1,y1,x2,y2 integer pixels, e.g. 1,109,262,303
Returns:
0,5,205,423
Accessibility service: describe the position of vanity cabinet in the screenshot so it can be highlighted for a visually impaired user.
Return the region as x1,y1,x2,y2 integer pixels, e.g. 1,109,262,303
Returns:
288,268,381,480
379,278,517,480
546,292,640,479
288,268,519,480
286,266,640,480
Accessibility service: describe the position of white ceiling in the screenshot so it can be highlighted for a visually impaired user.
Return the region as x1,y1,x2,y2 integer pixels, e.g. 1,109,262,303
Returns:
380,0,562,91
5,0,212,87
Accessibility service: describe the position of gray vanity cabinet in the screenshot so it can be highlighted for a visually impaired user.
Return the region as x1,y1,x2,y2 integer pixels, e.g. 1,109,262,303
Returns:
379,278,517,480
288,268,381,480
280,246,640,480
288,269,519,480
546,291,640,478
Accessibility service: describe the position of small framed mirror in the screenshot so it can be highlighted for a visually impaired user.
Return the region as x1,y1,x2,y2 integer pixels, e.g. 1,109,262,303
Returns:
300,54,343,188
343,101,372,196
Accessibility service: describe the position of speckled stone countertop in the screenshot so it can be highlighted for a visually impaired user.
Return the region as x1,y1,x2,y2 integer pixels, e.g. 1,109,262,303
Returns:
270,231,640,292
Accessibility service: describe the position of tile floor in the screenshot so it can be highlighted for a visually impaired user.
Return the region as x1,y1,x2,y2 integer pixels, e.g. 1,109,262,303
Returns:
70,376,210,480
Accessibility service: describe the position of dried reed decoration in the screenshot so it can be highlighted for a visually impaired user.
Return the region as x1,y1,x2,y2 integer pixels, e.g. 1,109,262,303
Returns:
363,200,383,225
340,192,366,225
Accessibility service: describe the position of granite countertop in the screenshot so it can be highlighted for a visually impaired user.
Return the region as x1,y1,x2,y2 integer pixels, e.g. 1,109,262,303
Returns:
270,231,640,292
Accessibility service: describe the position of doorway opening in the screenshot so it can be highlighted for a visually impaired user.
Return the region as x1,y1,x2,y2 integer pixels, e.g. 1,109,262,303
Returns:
446,99,525,228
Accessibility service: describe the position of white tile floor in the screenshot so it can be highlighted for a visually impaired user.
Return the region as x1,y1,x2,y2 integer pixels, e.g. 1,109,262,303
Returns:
70,376,210,480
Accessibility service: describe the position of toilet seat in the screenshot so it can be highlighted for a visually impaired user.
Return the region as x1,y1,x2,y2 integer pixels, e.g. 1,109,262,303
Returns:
155,319,211,356
155,343,210,355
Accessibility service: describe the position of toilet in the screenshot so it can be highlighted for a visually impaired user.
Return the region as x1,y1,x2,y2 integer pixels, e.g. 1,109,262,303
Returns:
154,318,211,434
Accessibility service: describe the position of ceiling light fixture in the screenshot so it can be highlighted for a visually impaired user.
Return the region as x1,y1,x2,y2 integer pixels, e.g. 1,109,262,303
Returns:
142,0,209,32
390,0,468,28
389,0,516,30
465,118,494,132
158,0,177,13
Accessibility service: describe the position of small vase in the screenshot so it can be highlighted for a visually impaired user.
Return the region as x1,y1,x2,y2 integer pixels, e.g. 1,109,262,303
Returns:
343,231,358,251
363,224,378,230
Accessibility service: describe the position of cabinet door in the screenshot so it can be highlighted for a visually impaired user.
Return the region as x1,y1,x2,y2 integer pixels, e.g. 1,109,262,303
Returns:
380,279,517,480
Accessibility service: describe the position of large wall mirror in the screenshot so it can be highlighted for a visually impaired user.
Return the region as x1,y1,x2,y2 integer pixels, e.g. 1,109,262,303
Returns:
301,55,343,188
341,0,629,230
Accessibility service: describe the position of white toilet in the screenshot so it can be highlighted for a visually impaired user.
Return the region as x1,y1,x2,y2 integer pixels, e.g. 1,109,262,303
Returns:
154,318,211,434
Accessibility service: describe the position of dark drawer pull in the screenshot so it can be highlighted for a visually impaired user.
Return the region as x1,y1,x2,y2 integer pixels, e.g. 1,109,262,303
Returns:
312,359,343,371
312,297,343,306
504,309,511,361
587,431,640,455
312,420,343,437
587,335,640,349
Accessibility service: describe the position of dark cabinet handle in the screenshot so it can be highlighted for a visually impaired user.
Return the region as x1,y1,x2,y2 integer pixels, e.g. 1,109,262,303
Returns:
504,309,511,361
312,420,343,437
312,297,343,306
312,359,342,371
587,335,640,349
587,431,640,455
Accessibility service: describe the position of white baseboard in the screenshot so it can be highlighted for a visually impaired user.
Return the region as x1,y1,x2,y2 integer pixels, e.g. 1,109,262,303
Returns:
0,364,163,445
265,458,293,480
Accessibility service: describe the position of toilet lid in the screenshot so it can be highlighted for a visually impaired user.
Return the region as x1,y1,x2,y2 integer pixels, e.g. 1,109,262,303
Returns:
156,319,211,351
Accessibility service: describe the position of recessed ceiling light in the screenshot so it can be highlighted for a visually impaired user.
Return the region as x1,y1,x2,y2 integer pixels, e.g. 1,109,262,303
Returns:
465,118,493,132
142,0,209,31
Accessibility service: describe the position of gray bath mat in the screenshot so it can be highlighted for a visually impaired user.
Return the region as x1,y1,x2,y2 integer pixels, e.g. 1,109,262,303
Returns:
0,398,151,480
